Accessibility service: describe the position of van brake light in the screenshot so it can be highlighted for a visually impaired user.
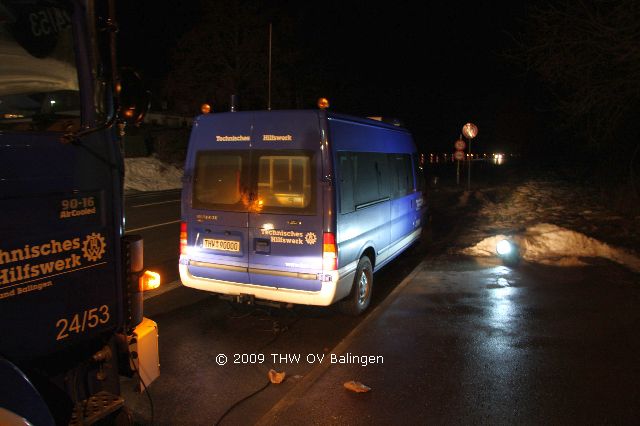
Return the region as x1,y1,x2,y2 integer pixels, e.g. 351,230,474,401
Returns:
323,232,337,271
180,222,188,255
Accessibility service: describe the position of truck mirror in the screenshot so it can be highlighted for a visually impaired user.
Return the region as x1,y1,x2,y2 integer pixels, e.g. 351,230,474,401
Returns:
118,68,150,125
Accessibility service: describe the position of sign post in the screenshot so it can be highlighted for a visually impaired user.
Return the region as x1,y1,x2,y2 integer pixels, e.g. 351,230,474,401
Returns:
461,123,478,191
454,136,466,185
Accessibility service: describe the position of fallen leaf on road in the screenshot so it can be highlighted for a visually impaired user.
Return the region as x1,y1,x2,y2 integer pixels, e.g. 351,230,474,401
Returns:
268,369,286,384
343,381,371,393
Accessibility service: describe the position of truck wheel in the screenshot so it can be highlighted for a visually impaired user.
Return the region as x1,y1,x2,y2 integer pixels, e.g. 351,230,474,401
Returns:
339,256,373,316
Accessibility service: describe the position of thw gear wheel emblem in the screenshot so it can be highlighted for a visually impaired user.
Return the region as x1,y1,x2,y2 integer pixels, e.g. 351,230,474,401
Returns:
305,232,317,245
82,232,106,262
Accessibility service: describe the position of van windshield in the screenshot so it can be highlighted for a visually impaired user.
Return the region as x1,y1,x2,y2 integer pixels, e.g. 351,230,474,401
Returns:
193,150,316,214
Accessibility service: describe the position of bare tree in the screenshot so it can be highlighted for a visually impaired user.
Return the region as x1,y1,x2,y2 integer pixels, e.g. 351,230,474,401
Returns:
513,0,640,200
162,1,329,114
164,0,269,114
519,1,640,141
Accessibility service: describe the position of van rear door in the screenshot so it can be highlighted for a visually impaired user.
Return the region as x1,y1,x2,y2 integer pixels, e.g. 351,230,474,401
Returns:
247,112,324,292
185,116,252,285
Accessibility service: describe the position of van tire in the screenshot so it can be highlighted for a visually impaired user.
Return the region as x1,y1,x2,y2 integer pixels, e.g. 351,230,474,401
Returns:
339,256,373,316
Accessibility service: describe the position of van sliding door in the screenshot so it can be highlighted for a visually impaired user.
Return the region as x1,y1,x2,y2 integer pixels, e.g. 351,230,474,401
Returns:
354,152,391,253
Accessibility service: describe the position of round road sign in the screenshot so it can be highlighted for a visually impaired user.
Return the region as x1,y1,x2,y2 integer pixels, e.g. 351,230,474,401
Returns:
462,122,478,139
454,151,465,161
454,139,466,151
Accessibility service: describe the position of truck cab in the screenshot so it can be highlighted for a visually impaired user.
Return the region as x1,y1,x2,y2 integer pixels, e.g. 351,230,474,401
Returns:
0,1,157,423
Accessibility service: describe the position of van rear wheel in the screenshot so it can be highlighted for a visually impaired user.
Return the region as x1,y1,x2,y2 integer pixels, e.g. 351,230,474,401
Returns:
339,256,373,316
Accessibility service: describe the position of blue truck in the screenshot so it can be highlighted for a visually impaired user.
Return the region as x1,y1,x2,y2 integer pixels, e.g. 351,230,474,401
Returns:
0,1,158,424
180,108,426,316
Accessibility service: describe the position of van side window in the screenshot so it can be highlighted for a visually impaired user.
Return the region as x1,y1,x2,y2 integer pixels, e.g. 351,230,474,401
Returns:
338,152,355,214
193,151,245,210
354,153,376,206
351,152,390,208
374,153,390,199
389,154,414,198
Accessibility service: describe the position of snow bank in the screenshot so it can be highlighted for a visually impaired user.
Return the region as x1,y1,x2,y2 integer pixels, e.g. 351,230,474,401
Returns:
124,156,183,191
462,223,640,273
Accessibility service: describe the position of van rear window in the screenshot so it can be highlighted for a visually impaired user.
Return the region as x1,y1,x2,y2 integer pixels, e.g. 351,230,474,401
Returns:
257,154,312,210
193,151,247,212
192,150,316,214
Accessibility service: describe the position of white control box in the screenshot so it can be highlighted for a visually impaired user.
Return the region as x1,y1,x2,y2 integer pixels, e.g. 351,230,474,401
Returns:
130,317,160,392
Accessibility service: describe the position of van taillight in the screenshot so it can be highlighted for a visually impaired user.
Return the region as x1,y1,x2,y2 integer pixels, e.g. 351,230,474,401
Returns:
323,232,337,271
180,222,188,255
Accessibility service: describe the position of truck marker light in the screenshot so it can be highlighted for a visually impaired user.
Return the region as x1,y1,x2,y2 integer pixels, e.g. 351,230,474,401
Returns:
139,270,161,291
323,232,338,271
180,222,188,255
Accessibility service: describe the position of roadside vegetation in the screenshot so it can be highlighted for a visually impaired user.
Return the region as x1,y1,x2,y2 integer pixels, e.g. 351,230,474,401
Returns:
510,0,640,215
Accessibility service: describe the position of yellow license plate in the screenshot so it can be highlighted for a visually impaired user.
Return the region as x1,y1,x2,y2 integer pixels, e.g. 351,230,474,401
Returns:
202,238,240,252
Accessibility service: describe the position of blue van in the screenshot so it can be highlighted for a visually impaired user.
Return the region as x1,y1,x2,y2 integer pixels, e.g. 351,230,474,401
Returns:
179,109,426,315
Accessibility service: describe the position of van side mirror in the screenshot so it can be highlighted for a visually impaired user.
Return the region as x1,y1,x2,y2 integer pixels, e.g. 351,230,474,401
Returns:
118,68,150,125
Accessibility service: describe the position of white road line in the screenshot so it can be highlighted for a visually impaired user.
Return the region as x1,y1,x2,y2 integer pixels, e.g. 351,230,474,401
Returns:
144,279,182,300
126,219,182,233
132,199,181,208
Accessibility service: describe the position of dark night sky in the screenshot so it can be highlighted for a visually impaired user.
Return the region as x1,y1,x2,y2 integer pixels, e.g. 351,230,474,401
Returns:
117,1,533,153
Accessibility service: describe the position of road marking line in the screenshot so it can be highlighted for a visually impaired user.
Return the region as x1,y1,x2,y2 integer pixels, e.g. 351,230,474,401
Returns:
144,279,182,300
126,219,181,233
132,199,181,208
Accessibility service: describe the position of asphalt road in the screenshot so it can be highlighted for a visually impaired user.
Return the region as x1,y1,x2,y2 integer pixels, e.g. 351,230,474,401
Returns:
259,256,640,425
121,164,639,425
121,218,428,425
124,189,182,285
121,188,425,423
123,236,640,424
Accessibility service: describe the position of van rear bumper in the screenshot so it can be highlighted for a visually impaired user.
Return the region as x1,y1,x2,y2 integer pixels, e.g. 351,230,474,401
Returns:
179,264,352,306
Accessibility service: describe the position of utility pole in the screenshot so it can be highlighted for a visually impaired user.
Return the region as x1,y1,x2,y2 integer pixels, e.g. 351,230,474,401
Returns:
268,22,272,111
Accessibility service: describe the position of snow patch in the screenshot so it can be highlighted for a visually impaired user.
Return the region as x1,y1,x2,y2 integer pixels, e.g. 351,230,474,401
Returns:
462,223,640,273
124,156,183,191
